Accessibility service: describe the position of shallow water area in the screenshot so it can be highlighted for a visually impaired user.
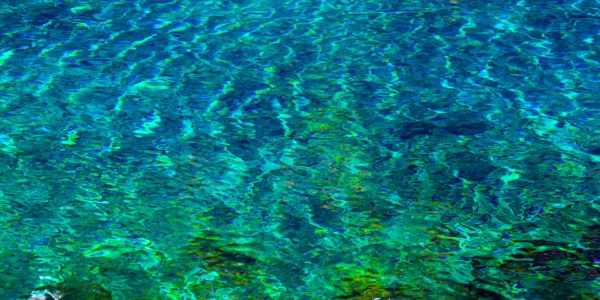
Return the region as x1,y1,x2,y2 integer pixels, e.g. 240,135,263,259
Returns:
1,0,600,299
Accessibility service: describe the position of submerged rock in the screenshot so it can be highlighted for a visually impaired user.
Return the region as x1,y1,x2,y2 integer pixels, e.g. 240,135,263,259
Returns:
446,151,497,181
443,121,491,136
393,121,438,140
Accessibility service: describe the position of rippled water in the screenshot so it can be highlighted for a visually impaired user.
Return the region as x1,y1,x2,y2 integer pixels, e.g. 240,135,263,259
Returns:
1,0,600,299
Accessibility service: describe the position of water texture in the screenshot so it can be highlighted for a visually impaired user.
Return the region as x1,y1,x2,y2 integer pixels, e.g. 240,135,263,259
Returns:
1,0,600,299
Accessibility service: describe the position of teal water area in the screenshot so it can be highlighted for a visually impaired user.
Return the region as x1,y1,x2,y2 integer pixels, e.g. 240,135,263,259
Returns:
1,0,600,299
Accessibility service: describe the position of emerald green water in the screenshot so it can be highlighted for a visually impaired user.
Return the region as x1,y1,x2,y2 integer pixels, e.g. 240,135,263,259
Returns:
2,0,600,299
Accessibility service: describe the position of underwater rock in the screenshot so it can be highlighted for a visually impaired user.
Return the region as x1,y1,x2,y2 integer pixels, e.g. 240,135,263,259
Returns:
446,151,497,181
393,121,438,140
430,110,492,135
443,121,491,135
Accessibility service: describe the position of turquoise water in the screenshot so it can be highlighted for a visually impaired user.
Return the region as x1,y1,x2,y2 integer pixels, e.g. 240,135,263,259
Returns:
2,0,600,299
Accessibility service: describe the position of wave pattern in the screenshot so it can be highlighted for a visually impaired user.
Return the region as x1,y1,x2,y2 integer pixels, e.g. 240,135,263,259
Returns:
1,0,600,299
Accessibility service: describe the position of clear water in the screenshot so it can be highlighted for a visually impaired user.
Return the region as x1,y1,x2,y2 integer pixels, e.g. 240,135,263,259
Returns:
1,0,600,299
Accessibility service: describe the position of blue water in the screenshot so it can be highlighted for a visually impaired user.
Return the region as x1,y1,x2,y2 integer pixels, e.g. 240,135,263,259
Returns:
1,0,600,299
